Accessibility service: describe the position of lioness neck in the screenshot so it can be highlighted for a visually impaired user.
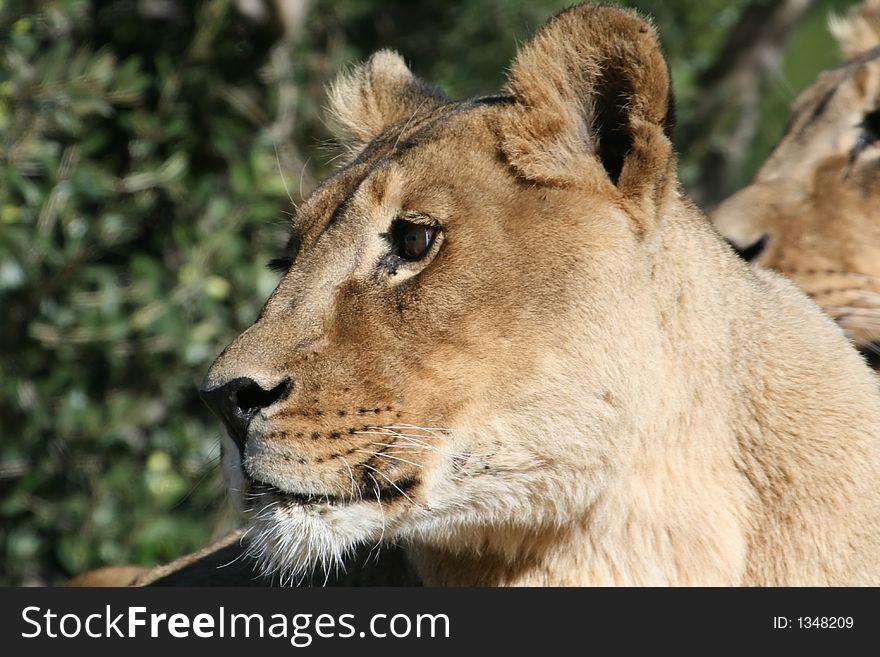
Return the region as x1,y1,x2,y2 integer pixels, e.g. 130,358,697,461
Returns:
407,200,880,586
406,205,755,586
409,475,748,586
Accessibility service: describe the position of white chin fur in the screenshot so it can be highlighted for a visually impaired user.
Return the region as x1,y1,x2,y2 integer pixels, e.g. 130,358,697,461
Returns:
219,424,391,582
244,500,389,585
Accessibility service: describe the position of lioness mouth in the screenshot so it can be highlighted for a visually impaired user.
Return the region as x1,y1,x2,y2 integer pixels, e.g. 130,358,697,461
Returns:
287,491,344,507
247,474,420,508
857,342,880,369
248,479,345,507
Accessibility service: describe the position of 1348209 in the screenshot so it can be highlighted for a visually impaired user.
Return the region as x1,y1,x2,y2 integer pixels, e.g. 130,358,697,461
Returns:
797,617,854,629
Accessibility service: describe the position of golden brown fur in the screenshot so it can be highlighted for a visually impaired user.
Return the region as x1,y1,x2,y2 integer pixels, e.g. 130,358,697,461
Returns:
179,5,880,586
65,565,149,587
712,1,880,354
830,0,880,59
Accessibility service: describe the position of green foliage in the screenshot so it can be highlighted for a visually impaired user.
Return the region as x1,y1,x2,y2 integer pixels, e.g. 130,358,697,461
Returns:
0,0,286,584
0,0,854,584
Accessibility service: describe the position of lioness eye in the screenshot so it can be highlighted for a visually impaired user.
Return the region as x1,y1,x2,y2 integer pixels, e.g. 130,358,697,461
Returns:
392,219,438,261
852,109,880,161
863,108,880,141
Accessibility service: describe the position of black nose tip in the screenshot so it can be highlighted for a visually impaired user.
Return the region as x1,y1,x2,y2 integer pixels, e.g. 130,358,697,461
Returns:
199,377,292,450
726,234,768,262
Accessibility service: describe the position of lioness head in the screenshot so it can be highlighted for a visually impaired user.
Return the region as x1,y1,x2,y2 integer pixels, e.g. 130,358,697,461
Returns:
711,1,880,355
201,5,676,582
199,4,880,586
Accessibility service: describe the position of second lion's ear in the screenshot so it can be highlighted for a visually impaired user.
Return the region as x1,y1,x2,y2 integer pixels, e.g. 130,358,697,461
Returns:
829,0,880,60
328,50,449,148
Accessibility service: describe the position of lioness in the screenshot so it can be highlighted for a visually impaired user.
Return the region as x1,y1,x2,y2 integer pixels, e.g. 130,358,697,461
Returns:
195,5,880,586
712,0,880,360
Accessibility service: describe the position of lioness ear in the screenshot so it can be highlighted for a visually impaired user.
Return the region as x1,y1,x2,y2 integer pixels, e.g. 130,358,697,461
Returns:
499,5,675,223
328,49,448,146
829,0,880,59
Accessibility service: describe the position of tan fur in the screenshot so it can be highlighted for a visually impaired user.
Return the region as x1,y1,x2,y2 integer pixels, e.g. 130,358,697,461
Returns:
199,4,880,586
830,0,880,59
712,3,880,353
66,565,149,587
328,50,448,148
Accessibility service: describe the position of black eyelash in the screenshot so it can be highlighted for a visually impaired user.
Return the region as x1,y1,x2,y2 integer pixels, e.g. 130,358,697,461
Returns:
267,257,293,273
266,234,301,273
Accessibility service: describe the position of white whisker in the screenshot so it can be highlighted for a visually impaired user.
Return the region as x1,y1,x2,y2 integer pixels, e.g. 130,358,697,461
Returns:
298,155,312,202
273,142,297,211
336,455,358,501
367,473,387,554
367,441,437,453
363,464,417,506
355,430,438,450
392,96,431,153
385,423,451,433
354,449,424,468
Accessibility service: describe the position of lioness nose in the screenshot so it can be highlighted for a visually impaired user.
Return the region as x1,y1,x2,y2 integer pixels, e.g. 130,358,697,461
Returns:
199,377,292,449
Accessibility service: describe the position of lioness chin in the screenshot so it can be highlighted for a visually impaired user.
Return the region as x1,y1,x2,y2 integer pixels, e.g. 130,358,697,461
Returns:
200,4,880,586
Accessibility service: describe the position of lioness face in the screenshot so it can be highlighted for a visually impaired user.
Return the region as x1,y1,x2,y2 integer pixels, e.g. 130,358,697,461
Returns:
712,46,880,354
201,7,675,579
